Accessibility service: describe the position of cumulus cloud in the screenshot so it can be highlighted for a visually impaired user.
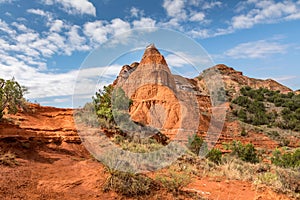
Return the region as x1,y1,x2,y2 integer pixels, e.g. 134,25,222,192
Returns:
189,12,205,22
0,57,121,100
49,19,64,32
133,17,156,29
42,0,96,16
83,18,131,45
163,0,187,20
27,8,51,17
232,0,300,29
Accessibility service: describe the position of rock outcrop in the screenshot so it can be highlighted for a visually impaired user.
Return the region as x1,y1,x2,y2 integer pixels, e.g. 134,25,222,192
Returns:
0,45,295,149
197,64,292,97
113,46,294,146
114,44,208,140
0,104,80,143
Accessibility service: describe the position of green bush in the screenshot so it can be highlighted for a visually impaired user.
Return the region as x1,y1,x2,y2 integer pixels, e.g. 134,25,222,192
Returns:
241,128,248,137
230,141,259,163
271,149,300,168
206,148,222,164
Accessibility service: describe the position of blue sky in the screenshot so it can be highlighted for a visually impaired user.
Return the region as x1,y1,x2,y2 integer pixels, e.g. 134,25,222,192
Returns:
0,0,299,108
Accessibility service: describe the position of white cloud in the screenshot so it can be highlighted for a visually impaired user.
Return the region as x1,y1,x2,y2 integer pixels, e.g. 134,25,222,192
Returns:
166,51,212,68
225,40,289,59
0,19,16,35
83,18,131,45
130,7,144,18
84,20,109,44
188,29,210,38
11,22,33,33
0,0,14,3
158,18,183,30
232,0,300,29
49,19,64,32
165,54,190,67
189,12,205,22
42,0,96,16
110,18,131,34
65,25,90,55
202,1,222,9
27,9,50,17
133,17,156,29
163,0,187,20
0,56,121,100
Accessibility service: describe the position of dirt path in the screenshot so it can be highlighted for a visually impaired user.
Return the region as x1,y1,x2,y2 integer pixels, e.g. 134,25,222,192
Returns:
0,142,294,200
0,142,120,200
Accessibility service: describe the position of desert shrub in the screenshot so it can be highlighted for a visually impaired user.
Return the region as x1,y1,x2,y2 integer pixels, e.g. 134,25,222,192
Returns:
120,137,164,153
206,148,222,164
256,172,279,186
187,134,205,155
155,171,191,193
230,141,259,163
74,102,99,127
0,152,18,167
276,169,300,194
241,128,248,137
103,170,158,197
271,149,300,169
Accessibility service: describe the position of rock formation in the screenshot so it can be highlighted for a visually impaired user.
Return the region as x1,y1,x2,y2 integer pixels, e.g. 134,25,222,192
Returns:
0,45,295,148
0,104,80,143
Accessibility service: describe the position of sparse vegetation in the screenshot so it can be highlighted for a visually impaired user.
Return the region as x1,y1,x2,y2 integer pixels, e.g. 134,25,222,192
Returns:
232,87,300,130
74,102,99,127
271,148,300,169
155,171,191,193
229,141,259,163
112,134,164,153
103,169,158,197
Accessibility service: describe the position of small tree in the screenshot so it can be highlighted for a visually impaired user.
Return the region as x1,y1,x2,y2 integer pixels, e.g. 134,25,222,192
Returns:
188,134,204,155
206,148,222,164
0,78,27,120
93,85,132,129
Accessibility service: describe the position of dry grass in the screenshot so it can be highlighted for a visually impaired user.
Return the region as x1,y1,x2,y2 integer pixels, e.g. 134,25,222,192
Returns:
103,170,159,197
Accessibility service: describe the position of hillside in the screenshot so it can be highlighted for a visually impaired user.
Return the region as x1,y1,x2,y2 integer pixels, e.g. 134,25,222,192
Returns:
1,45,299,199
